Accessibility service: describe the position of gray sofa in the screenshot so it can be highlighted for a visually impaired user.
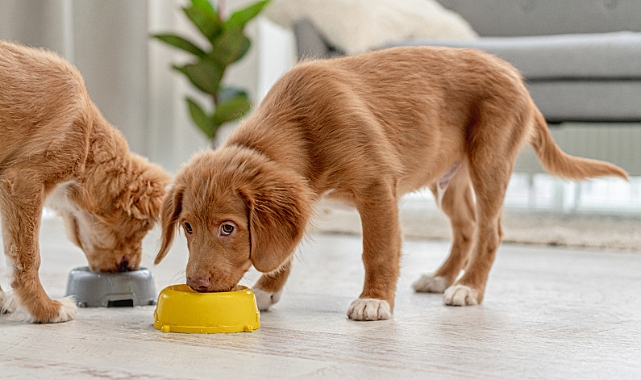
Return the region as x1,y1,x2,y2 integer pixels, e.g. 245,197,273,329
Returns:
293,0,641,124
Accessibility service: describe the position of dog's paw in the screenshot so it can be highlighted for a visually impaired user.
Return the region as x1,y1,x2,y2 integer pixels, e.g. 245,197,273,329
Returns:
252,287,283,311
26,296,77,323
443,284,479,306
0,289,10,314
412,273,449,293
0,292,76,322
0,289,17,314
48,296,77,323
347,298,392,321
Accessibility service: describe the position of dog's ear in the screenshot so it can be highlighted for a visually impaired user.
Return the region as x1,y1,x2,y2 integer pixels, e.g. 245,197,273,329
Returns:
239,169,314,273
154,184,183,265
122,159,172,223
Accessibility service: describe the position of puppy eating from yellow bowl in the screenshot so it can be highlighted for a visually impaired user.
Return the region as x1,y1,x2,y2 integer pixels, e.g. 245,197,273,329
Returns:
153,285,260,334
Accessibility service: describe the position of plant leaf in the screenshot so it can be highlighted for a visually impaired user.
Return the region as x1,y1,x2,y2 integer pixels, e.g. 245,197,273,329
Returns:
186,97,214,139
172,58,223,96
212,94,251,127
152,33,206,57
183,0,222,40
208,29,251,67
225,0,271,30
191,0,217,15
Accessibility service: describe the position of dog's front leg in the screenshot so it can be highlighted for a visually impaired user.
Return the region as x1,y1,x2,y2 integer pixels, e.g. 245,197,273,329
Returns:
348,182,400,321
252,259,292,311
0,172,76,322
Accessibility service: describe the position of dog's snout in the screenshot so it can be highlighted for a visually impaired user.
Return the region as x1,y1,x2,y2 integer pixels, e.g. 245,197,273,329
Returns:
117,256,130,273
187,276,211,292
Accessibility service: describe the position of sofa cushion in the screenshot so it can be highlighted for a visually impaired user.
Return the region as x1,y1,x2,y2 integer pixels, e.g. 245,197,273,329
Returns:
393,32,641,80
437,0,641,37
527,81,641,122
265,0,477,55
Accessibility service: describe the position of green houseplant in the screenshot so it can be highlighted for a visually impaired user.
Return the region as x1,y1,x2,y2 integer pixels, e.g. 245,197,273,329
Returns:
153,0,271,146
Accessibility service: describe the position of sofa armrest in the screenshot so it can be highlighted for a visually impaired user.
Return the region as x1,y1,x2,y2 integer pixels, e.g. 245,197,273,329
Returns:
293,19,345,60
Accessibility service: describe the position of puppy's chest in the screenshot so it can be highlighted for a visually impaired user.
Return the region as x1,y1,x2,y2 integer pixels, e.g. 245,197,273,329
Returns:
46,181,79,214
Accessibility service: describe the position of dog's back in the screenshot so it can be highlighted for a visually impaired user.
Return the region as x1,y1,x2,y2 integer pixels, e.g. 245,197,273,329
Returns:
0,40,91,168
231,46,532,195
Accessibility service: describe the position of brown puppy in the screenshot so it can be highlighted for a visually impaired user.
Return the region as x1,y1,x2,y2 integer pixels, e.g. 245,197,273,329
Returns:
0,40,171,323
155,46,627,321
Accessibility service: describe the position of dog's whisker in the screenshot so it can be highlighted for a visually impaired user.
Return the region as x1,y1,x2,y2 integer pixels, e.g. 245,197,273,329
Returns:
238,273,256,288
167,270,186,285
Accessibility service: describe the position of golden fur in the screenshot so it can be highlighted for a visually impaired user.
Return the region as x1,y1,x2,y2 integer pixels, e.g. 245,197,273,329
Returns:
155,46,627,321
0,40,171,323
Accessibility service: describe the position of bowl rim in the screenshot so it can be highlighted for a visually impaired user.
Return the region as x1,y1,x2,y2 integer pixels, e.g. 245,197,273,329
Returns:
161,284,250,295
68,266,153,276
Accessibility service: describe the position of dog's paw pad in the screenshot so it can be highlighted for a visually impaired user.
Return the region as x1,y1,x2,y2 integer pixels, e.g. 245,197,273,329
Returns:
252,288,283,311
347,298,391,321
443,284,479,306
412,274,449,293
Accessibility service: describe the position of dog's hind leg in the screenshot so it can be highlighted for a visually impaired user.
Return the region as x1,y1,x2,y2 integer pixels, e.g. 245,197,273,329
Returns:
413,163,476,293
0,169,76,322
443,143,515,307
252,259,292,311
347,179,400,321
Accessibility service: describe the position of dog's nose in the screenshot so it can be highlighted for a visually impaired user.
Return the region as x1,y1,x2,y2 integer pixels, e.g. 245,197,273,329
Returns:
187,276,211,292
117,257,130,273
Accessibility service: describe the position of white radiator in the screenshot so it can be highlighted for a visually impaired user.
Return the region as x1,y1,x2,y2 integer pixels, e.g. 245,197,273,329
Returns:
515,122,641,177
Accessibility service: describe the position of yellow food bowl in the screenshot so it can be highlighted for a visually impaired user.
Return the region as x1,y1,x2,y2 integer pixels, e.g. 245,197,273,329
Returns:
153,284,260,334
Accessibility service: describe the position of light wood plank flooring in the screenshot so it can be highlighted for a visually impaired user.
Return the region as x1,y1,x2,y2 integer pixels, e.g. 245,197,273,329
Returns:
1,218,640,379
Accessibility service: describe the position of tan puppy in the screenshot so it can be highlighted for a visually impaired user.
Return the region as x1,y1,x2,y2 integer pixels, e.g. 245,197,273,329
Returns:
155,46,627,321
0,40,171,323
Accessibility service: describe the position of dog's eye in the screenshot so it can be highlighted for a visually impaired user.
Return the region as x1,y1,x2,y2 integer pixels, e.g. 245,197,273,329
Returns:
220,223,235,236
184,222,193,234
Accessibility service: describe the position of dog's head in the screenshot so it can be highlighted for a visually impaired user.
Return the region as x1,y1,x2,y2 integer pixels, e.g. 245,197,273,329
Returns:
154,147,313,292
61,155,171,272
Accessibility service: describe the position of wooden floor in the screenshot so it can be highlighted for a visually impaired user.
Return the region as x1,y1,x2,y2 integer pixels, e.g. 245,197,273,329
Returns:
2,218,640,379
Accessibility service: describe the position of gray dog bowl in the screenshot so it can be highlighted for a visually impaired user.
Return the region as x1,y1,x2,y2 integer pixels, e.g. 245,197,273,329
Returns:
65,266,157,308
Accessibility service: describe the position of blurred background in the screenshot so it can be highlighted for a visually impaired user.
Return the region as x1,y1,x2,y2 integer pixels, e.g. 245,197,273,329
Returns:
1,0,639,249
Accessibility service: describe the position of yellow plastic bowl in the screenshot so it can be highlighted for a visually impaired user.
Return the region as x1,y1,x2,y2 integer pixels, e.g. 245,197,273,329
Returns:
153,284,260,334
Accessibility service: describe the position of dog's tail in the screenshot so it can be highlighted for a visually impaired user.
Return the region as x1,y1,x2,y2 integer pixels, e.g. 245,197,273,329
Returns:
528,108,628,181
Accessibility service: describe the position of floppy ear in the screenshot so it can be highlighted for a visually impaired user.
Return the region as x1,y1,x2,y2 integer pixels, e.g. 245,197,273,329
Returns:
240,169,314,273
122,161,172,223
154,185,183,265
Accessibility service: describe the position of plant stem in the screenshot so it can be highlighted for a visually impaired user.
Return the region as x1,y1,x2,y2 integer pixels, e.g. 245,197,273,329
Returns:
215,0,224,106
218,0,225,21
